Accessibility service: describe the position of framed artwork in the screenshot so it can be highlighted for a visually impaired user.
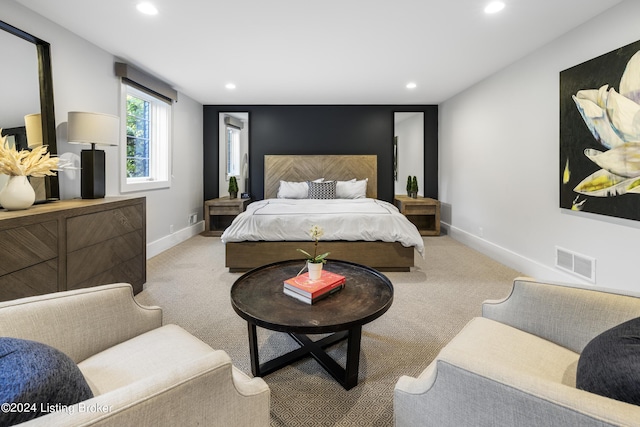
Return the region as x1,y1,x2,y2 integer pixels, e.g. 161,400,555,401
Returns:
560,39,640,221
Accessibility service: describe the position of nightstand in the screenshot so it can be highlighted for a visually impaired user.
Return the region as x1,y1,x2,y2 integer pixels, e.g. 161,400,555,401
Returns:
203,196,251,236
394,195,440,236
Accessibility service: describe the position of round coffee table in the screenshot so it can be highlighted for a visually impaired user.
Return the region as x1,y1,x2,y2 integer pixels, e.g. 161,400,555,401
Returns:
230,259,393,390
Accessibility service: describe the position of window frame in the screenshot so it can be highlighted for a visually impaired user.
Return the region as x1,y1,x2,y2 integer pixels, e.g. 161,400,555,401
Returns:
120,83,172,193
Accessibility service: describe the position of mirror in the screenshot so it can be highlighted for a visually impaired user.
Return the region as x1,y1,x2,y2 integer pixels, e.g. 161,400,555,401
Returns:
0,20,58,202
219,112,249,198
394,112,424,196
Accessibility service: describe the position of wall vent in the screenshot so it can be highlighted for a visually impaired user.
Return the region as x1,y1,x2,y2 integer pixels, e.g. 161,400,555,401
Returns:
555,246,596,283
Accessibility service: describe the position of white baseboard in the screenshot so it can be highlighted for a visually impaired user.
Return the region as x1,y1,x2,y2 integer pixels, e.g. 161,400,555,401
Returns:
441,222,592,286
147,221,206,259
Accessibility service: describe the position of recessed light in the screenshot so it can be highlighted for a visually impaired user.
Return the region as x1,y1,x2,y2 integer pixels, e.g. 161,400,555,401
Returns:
137,2,158,15
406,82,417,89
225,83,236,90
484,1,505,14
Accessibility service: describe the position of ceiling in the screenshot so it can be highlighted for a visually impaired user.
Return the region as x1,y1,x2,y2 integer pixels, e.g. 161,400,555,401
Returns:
16,0,623,105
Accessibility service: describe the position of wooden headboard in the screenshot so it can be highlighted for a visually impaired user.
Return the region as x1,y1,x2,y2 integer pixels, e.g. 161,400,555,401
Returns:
264,155,377,199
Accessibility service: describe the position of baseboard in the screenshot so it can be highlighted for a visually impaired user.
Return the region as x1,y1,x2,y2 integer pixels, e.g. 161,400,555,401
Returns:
147,221,205,259
441,222,593,286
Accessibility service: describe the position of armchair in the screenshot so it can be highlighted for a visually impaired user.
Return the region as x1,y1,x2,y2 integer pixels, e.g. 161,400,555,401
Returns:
394,277,640,426
0,283,270,426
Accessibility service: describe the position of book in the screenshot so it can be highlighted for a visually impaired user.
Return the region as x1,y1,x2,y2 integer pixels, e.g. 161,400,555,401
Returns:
283,283,345,304
284,270,346,299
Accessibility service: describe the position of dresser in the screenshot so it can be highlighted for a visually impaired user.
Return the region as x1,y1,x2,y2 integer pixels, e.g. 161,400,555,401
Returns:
0,197,146,302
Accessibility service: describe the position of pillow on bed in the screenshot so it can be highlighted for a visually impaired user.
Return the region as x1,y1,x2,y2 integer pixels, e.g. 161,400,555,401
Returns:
336,178,368,199
308,180,337,199
277,179,324,199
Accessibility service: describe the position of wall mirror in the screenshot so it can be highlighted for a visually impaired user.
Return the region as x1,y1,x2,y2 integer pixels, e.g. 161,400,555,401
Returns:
394,112,424,196
218,112,249,198
0,20,58,202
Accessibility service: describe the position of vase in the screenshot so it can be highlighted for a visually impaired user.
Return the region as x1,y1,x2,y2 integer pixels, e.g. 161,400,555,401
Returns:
308,261,323,280
0,175,36,210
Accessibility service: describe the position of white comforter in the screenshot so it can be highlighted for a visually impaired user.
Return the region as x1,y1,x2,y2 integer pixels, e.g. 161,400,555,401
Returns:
221,198,424,255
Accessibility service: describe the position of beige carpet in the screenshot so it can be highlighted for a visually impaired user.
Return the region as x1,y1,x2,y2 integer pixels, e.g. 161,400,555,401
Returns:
136,235,520,426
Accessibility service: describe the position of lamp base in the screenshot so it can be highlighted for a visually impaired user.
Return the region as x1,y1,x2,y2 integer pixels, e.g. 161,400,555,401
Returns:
81,149,105,199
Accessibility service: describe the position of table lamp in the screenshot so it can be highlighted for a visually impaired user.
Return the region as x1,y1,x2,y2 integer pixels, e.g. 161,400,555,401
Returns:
67,111,119,199
24,113,43,148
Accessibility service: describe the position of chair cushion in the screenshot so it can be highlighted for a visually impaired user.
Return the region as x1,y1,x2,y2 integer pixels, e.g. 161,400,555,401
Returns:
78,324,215,395
0,337,93,425
577,316,640,405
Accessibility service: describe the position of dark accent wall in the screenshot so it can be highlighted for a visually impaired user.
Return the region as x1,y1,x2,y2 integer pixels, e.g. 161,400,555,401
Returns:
203,105,438,202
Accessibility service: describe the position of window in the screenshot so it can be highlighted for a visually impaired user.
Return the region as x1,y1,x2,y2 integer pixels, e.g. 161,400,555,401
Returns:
120,84,171,192
226,125,241,177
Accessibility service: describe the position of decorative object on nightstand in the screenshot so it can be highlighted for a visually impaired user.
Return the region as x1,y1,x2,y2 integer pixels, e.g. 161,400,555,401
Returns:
411,176,418,198
67,111,119,199
228,176,239,199
406,175,412,197
203,196,251,236
394,195,440,236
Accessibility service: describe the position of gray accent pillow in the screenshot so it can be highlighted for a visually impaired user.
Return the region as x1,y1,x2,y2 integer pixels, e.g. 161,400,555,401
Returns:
0,337,94,425
576,316,640,405
307,180,336,199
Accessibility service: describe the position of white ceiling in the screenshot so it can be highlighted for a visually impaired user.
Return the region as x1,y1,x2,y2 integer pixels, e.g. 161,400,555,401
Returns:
16,0,623,105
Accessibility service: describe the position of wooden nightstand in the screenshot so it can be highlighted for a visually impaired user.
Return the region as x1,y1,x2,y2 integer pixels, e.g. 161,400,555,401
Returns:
203,196,251,236
394,195,440,236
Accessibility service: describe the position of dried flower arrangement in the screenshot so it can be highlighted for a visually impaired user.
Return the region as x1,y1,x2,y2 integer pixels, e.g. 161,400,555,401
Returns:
0,129,59,177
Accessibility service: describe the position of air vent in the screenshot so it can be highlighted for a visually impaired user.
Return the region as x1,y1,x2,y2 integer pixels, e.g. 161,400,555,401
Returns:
555,246,596,283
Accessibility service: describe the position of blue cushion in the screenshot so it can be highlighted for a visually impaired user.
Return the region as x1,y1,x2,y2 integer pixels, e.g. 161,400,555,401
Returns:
576,317,640,405
0,337,93,425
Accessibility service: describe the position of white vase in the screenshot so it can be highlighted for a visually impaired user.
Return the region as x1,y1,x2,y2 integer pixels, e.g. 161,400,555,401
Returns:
0,175,36,210
307,261,323,280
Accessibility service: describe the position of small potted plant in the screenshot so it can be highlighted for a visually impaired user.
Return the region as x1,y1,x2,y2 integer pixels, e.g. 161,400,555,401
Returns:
411,176,419,198
228,176,238,199
297,225,330,280
406,175,412,197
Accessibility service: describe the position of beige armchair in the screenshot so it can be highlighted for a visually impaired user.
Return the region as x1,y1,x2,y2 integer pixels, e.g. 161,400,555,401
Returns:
0,283,270,426
394,277,640,427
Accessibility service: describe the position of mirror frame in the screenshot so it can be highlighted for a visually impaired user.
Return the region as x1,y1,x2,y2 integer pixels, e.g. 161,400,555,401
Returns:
0,20,59,200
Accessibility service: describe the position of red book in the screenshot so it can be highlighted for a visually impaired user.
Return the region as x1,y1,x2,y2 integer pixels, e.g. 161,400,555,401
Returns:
284,270,346,299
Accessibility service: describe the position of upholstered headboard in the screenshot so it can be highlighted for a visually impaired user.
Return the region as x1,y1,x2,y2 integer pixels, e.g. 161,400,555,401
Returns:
264,155,377,199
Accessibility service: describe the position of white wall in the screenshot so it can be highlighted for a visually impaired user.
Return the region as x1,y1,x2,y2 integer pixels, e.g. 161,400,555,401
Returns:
4,0,204,258
439,0,640,292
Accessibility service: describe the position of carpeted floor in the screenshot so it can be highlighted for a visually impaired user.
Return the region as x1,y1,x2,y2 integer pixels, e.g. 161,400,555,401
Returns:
135,235,520,426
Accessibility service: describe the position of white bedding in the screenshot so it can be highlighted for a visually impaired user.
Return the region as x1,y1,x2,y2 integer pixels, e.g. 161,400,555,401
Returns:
221,198,424,255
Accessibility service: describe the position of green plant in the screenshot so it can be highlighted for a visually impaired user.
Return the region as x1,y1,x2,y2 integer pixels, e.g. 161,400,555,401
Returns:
406,176,412,194
228,176,238,194
411,176,418,194
297,225,330,264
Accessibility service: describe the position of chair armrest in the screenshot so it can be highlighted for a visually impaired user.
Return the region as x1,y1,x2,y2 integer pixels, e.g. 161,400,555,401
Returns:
395,359,640,427
0,283,162,363
482,277,640,353
23,351,270,427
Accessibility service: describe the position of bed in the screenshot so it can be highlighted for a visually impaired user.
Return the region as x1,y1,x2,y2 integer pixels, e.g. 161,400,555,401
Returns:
222,155,424,272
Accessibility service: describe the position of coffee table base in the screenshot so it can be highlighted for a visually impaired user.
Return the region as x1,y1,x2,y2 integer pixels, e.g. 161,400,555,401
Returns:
247,323,362,390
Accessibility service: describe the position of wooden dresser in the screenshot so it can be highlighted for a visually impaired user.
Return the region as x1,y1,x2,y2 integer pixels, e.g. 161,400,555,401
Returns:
0,197,146,302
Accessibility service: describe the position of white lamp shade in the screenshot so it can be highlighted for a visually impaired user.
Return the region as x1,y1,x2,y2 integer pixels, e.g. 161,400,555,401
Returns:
67,112,120,146
24,113,43,148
